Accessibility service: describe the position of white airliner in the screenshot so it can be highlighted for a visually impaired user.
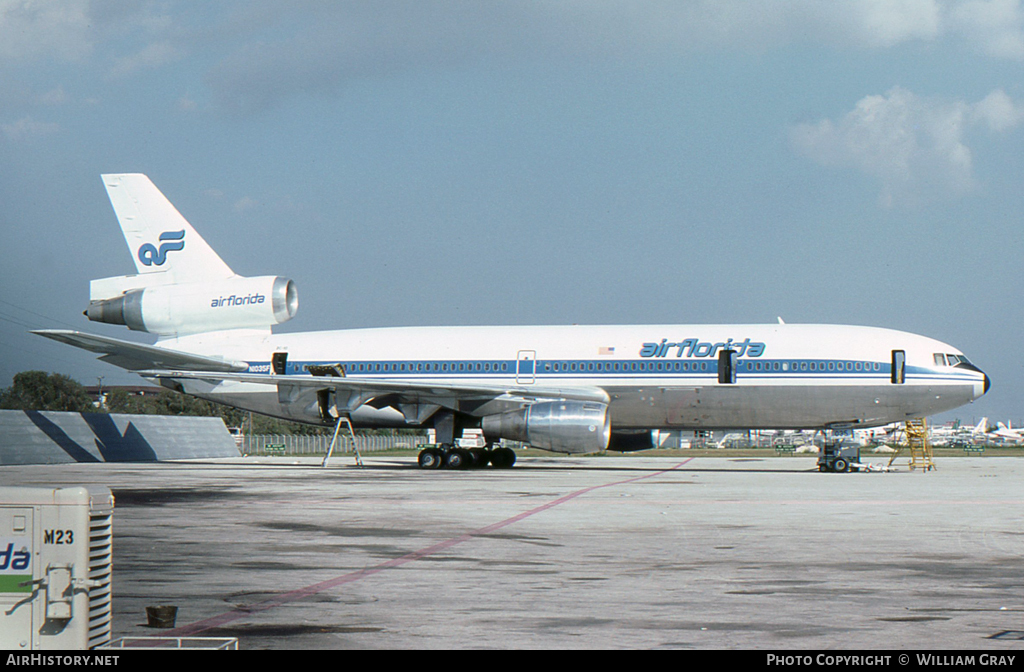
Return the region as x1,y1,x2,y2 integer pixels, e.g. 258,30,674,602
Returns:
991,421,1024,444
35,174,991,469
928,417,990,445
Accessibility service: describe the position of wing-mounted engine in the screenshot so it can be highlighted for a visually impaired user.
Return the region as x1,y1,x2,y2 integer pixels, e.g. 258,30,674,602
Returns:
85,275,298,337
481,401,611,454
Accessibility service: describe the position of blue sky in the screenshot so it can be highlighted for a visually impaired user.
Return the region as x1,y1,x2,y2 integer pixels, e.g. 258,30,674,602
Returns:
1,1,1021,425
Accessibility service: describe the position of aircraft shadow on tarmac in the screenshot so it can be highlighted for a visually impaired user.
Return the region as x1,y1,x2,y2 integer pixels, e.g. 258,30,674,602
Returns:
161,456,821,475
316,458,820,475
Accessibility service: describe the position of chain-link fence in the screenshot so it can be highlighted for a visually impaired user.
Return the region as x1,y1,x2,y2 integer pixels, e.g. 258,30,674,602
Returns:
241,432,428,456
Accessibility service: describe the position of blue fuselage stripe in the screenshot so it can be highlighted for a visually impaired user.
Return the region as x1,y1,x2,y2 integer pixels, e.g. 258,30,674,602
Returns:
244,357,979,385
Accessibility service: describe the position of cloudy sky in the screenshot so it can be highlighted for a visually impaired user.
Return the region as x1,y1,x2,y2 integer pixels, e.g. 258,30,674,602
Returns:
1,1,1021,424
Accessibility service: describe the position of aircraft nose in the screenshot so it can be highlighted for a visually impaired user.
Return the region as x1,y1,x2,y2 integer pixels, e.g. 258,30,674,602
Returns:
973,371,991,400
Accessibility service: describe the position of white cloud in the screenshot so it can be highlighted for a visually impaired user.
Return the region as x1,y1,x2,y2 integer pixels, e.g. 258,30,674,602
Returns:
233,197,257,213
0,0,92,62
851,0,944,46
1,1,184,71
200,1,1024,113
971,89,1024,131
617,1,1024,57
660,0,944,49
791,87,1024,206
108,41,181,79
2,116,60,141
948,0,1024,59
644,1,1022,55
5,2,1024,119
36,86,69,106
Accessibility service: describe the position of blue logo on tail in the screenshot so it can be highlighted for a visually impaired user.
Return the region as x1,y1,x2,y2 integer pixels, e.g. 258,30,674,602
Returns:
138,230,185,266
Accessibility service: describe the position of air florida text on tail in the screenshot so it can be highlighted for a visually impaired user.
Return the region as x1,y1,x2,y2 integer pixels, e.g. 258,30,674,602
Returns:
211,292,266,308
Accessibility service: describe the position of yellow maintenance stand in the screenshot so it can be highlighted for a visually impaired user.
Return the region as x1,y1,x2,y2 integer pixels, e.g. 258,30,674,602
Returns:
888,418,935,471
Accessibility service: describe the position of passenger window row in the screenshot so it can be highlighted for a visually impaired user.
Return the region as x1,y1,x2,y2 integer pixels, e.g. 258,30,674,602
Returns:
291,359,888,375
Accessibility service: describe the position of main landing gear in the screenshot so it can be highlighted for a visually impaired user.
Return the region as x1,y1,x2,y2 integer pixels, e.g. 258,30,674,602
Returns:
417,444,517,470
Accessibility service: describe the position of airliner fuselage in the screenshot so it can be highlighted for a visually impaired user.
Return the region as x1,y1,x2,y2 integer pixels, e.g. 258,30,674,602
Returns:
36,174,990,468
160,322,988,432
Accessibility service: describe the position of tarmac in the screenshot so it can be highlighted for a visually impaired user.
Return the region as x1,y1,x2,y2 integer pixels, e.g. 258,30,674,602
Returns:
4,454,1024,650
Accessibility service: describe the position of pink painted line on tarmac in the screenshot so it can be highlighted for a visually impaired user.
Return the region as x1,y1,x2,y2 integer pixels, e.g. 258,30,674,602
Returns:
167,458,694,636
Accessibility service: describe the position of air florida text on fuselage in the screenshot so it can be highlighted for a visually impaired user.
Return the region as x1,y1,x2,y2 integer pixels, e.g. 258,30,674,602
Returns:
640,338,766,358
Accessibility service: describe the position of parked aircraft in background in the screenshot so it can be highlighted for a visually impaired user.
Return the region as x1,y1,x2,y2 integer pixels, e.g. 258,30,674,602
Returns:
35,174,991,469
991,422,1024,444
853,423,900,445
929,417,990,445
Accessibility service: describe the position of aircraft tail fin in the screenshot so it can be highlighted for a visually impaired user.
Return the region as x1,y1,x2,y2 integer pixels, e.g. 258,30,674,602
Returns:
101,174,235,284
83,174,298,338
975,417,988,433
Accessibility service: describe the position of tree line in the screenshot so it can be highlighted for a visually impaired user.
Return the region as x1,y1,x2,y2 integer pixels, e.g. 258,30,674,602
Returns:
0,370,327,435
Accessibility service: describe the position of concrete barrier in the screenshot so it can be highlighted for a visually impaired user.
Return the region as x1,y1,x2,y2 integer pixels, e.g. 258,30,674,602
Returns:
0,410,240,465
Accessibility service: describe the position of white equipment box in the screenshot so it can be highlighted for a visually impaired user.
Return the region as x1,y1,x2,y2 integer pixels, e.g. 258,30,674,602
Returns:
0,486,114,650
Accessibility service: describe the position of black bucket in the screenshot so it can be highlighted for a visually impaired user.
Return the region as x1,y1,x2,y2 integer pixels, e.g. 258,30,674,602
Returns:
146,605,178,628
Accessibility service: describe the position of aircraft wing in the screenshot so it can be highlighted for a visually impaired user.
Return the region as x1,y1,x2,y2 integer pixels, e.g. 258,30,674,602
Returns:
33,330,250,373
33,328,609,421
136,368,610,421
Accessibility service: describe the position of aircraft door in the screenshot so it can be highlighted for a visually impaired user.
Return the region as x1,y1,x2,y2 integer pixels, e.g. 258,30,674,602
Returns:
718,349,737,384
516,350,536,384
891,350,905,384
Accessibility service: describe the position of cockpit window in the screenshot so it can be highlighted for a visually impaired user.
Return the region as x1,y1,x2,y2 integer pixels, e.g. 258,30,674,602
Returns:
947,354,967,365
933,353,947,366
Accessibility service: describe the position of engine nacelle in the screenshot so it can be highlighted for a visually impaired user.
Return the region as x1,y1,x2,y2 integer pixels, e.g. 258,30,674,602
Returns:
86,275,297,337
481,401,611,454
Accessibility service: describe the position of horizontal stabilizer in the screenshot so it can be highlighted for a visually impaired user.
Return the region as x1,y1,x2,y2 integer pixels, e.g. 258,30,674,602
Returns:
33,330,249,373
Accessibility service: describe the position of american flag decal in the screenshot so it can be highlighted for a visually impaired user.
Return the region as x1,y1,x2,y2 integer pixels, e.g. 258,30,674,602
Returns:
598,346,615,356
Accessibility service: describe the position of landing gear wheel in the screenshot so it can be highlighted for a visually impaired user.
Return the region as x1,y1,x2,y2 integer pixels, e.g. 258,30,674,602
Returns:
418,448,444,470
445,448,470,470
469,448,489,468
490,447,516,469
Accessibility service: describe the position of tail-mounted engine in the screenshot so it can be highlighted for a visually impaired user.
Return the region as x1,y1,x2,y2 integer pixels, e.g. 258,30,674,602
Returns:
482,401,611,454
86,275,297,337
